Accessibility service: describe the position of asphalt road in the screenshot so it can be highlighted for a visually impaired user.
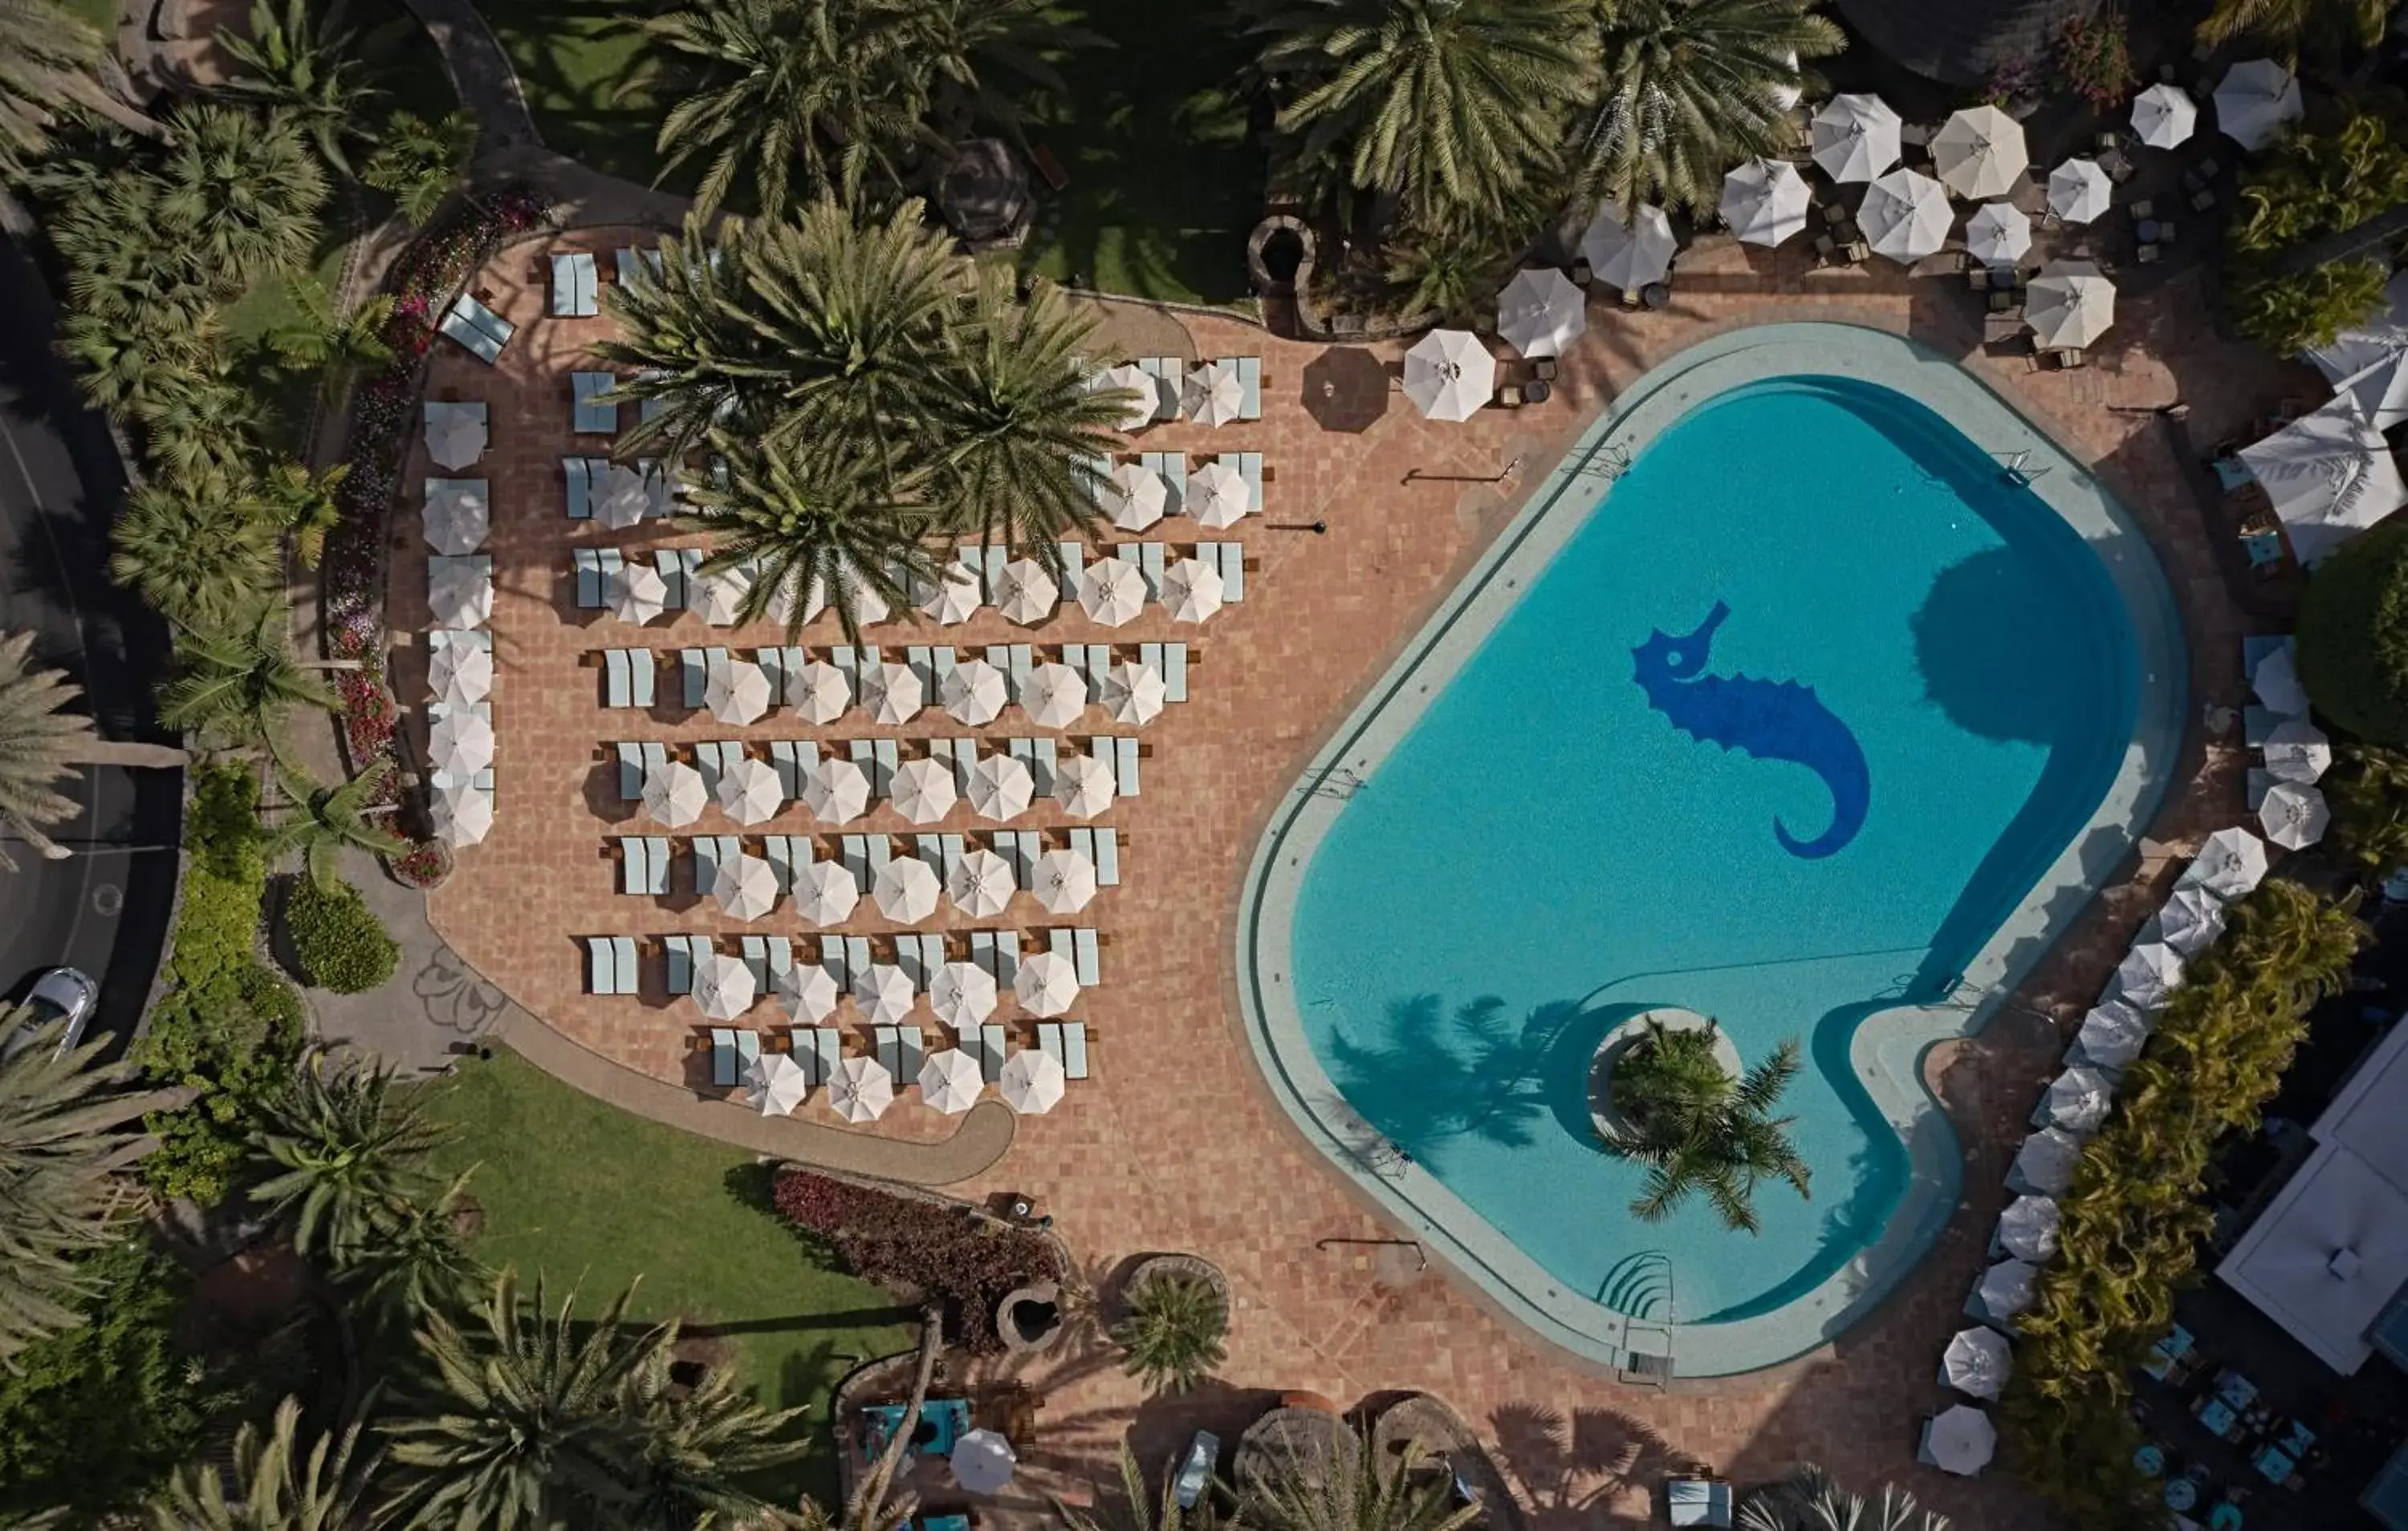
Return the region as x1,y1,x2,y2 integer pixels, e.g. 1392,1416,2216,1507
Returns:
0,236,181,1061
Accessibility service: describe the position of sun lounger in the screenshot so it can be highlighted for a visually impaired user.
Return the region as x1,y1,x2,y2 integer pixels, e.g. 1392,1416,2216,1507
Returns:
642,837,670,895
587,936,616,993
612,936,637,994
1236,356,1262,420
438,306,502,364
840,834,870,887
628,652,656,709
876,1025,902,1078
617,836,653,895
564,456,592,518
1031,737,1057,795
1215,542,1246,602
981,1024,1008,1082
1056,542,1086,579
667,935,712,994
616,742,645,799
864,835,893,886
764,834,807,891
809,1026,840,1086
734,1029,760,1074
710,1026,738,1086
1094,828,1119,887
1061,1020,1088,1078
572,372,620,434
603,650,632,707
820,935,849,989
551,252,600,317
740,934,791,993
958,1022,986,1077
1073,927,1100,987
1237,451,1263,511
1164,643,1189,701
657,550,689,611
1049,928,1076,967
1137,542,1166,599
689,741,728,798
753,645,785,700
575,548,605,609
690,836,722,896
873,739,900,797
681,649,708,709
769,740,807,798
897,1024,924,1082
1666,1479,1732,1528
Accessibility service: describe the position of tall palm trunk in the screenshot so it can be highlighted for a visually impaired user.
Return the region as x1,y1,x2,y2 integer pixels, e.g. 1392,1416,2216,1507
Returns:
65,741,188,769
852,1304,944,1530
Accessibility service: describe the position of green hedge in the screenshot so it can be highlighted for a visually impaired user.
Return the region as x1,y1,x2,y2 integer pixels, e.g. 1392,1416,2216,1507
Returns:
284,876,399,993
2298,518,2408,744
137,764,306,1204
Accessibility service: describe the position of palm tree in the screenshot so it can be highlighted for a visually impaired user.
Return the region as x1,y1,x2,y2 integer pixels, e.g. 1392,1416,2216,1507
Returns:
214,0,378,175
56,296,223,423
1055,1436,1229,1531
266,287,395,392
136,369,266,482
1240,1427,1479,1531
0,1014,185,1362
250,1048,453,1262
1598,1018,1810,1233
1109,1267,1227,1395
265,763,407,894
161,602,340,767
620,1358,808,1529
1738,1464,1949,1531
1569,0,1839,217
108,475,284,635
595,215,771,462
252,461,356,570
0,630,183,870
1248,0,1593,226
2198,0,2388,55
148,1395,381,1531
0,0,145,193
153,101,330,292
2328,745,2408,874
361,109,478,227
685,432,935,644
930,269,1120,551
332,1168,484,1322
1382,221,1518,324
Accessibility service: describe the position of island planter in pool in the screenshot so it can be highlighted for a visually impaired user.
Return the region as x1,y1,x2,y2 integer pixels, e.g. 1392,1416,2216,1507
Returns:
1235,323,2186,1378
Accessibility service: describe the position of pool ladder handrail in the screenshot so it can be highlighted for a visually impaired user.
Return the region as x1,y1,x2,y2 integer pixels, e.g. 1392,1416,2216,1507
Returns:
1600,1250,1677,1387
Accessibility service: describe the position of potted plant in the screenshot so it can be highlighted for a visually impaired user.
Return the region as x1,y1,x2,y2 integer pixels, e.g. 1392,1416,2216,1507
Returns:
1111,1257,1228,1395
1597,1016,1811,1235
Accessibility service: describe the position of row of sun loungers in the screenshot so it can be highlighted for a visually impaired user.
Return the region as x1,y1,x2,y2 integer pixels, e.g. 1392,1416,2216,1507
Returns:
618,925,1102,1001
595,643,1191,717
613,734,1141,806
576,547,706,608
700,1021,1092,1091
438,292,516,364
613,826,1123,898
563,457,677,520
1109,356,1264,424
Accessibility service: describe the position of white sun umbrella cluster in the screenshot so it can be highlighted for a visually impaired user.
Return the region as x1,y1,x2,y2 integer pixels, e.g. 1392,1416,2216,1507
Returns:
1186,459,1251,529
1185,359,1245,428
949,847,1017,918
930,960,999,1029
2132,83,2198,149
2182,826,2272,901
1859,169,1952,264
2114,940,2185,1011
2039,1066,2114,1136
803,755,871,824
427,709,494,778
2261,780,2332,849
1092,363,1157,432
1099,660,1166,725
942,658,1009,726
1161,558,1223,623
1963,203,2032,269
1402,329,1495,422
1000,1048,1065,1115
828,1054,894,1123
778,961,840,1023
422,400,487,471
1971,1257,2038,1327
1078,557,1147,627
1719,158,1809,247
2264,717,2332,783
1580,203,1676,290
428,556,493,628
2045,158,2112,225
874,855,942,923
1942,1326,2013,1399
610,561,669,624
642,757,706,826
968,754,1035,819
1812,93,1902,183
2150,886,2229,960
921,564,983,625
1104,461,1170,531
795,859,860,925
712,855,778,920
919,1048,984,1115
862,661,925,725
1494,268,1587,358
428,640,492,708
421,478,489,554
1998,1194,2060,1264
2026,262,2117,350
1031,847,1099,914
1022,662,1088,727
2215,59,2304,152
717,757,783,825
1932,106,2027,201
691,953,755,1021
743,1052,811,1118
2011,1126,2084,1197
2239,396,2408,564
706,655,771,725
890,758,957,825
790,658,849,723
2071,998,2152,1072
997,558,1059,626
1922,1405,1997,1477
429,782,493,847
593,463,649,530
1054,753,1116,817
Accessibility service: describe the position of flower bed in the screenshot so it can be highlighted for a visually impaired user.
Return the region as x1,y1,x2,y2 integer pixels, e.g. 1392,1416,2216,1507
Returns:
321,187,549,870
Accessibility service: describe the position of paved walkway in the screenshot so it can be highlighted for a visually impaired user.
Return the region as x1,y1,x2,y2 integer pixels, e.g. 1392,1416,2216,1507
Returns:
394,0,539,154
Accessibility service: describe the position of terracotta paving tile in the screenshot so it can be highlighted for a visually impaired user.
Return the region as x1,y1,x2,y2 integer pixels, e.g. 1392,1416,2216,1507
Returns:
401,228,2321,1529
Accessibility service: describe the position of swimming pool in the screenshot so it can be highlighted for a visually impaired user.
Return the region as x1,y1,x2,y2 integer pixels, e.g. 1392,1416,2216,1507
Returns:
1237,324,2186,1375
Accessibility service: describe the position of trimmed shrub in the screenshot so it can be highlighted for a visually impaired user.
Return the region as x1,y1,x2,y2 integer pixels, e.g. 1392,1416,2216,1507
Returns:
284,877,399,993
772,1171,1060,1353
2298,518,2408,743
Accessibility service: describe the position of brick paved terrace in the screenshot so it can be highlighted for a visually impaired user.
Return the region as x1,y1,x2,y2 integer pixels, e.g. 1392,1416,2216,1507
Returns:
396,223,2321,1529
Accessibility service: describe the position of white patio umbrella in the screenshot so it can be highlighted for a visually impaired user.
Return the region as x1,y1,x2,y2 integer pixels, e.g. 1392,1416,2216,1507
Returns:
777,961,840,1022
795,859,860,925
873,856,942,924
853,963,917,1025
706,657,771,725
717,757,783,825
2046,159,2112,225
1401,329,1495,423
1161,557,1224,623
641,759,706,826
861,661,924,725
609,562,668,625
691,952,756,1021
1860,169,1952,264
1077,557,1146,627
2012,1127,2083,1196
428,558,492,628
743,1052,810,1117
421,479,489,554
949,847,1017,918
2154,887,2228,959
1093,363,1156,431
919,1049,984,1115
1020,663,1088,727
2337,351,2408,432
2260,781,2331,849
966,754,1035,821
1015,950,1080,1017
1580,203,1677,290
1922,1407,1996,1477
429,782,492,846
2264,717,2333,782
790,660,850,724
711,855,777,920
1942,1327,2014,1399
999,1050,1065,1117
2073,1000,2151,1070
1098,660,1166,725
2132,83,2198,149
2026,261,2116,349
2183,826,2272,900
1975,1258,2038,1323
1812,92,1902,182
428,641,491,707
1183,359,1246,428
1998,1195,2060,1263
2253,647,2308,714
2041,1066,2113,1135
1767,49,1801,109
828,1054,894,1123
1719,157,1809,247
942,658,1009,726
593,464,649,530
2114,941,2185,1011
1188,459,1251,528
921,565,983,625
1030,847,1098,914
428,711,495,778
765,572,814,628
952,1429,1018,1493
1494,267,1588,358
890,757,958,825
808,569,891,628
423,402,486,470
1963,202,2032,268
2215,59,2303,152
929,960,999,1029
1054,753,1117,818
997,558,1060,625
1104,461,1170,531
1932,105,2028,201
2240,397,2408,564
803,757,869,824
697,564,754,627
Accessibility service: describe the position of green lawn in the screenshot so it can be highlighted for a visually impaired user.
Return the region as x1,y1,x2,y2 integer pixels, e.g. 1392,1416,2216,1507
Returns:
356,0,469,130
420,1047,917,1502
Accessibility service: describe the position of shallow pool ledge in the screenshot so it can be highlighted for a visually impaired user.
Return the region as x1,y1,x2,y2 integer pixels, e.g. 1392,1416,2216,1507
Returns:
1233,323,2188,1378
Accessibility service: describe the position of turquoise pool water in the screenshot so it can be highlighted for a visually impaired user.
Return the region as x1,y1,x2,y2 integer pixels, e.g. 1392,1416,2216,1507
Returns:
1286,375,2142,1326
